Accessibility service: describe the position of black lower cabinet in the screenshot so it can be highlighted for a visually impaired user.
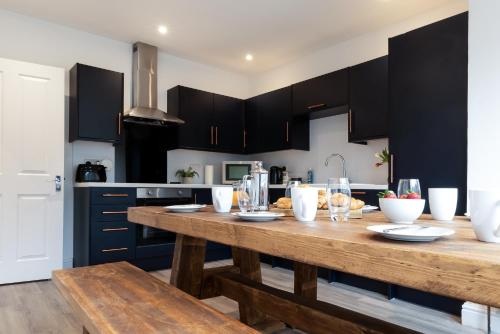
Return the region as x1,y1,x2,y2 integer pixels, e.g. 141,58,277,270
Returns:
74,187,231,271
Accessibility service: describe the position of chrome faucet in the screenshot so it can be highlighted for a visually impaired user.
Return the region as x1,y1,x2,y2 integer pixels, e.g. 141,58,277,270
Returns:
325,153,347,179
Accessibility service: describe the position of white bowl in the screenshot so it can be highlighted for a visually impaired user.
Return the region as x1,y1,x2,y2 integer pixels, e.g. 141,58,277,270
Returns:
379,198,425,224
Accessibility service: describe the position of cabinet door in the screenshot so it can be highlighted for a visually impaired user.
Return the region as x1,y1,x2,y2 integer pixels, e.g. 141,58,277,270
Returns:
292,69,348,116
213,94,244,153
70,64,123,142
258,87,291,152
348,56,388,142
175,86,213,150
244,97,261,153
389,13,468,214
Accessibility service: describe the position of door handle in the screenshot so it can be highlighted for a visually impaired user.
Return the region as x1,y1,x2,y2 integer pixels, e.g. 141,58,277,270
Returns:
307,103,327,110
243,130,247,148
215,126,219,145
118,113,122,135
102,227,129,232
47,176,62,192
101,247,128,253
349,109,352,133
102,193,129,197
351,191,367,195
210,126,214,145
286,121,289,143
390,154,394,184
101,211,128,215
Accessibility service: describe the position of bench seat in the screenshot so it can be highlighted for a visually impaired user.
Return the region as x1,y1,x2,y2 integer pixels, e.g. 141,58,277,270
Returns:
53,261,257,334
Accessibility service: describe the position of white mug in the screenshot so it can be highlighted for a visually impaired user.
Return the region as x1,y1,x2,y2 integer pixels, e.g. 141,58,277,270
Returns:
469,190,500,243
429,188,458,221
212,186,233,213
291,187,318,222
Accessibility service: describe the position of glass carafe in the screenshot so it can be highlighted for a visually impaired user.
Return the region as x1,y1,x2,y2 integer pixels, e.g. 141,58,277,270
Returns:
242,161,269,211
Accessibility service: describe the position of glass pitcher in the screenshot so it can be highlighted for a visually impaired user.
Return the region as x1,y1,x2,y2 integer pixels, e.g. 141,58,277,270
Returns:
242,161,269,211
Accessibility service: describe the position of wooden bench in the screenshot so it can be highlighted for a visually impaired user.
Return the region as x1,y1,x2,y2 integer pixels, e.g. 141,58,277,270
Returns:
53,261,257,334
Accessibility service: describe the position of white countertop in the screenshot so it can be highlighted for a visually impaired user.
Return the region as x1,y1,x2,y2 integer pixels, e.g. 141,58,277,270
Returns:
74,182,387,190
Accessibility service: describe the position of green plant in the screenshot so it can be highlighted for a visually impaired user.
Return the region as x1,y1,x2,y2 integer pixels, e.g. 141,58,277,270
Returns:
375,148,390,167
175,167,199,178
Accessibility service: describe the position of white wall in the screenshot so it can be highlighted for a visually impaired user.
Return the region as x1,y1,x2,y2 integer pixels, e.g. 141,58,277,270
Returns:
247,1,468,185
0,9,250,267
468,0,500,192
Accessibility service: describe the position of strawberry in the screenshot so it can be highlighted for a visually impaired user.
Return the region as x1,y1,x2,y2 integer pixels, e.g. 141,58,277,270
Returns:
399,194,408,199
407,192,421,199
378,190,397,199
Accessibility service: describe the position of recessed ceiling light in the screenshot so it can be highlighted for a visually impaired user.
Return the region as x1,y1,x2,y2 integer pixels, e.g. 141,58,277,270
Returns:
158,25,168,34
245,54,253,61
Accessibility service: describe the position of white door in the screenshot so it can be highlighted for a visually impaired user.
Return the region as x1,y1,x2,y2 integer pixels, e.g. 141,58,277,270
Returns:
0,57,64,284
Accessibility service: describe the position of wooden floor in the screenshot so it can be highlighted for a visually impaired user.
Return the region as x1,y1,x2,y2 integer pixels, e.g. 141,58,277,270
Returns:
0,260,482,334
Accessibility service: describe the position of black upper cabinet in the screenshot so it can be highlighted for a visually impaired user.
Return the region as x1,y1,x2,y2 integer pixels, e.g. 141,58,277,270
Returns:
69,64,124,143
247,87,309,153
169,86,213,150
292,69,349,116
348,56,388,142
213,94,245,153
389,13,468,214
168,86,245,153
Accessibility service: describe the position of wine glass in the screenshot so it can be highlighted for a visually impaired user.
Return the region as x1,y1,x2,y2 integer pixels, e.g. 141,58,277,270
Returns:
326,178,351,222
397,179,421,198
285,180,301,198
237,176,254,212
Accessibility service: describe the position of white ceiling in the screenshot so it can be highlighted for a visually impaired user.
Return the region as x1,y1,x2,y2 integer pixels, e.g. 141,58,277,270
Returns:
0,0,462,73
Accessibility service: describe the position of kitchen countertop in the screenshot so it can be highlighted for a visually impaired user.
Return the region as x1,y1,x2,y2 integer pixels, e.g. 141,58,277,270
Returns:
74,182,388,190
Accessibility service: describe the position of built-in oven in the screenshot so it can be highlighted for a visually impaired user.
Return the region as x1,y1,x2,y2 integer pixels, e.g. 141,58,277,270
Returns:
135,188,192,255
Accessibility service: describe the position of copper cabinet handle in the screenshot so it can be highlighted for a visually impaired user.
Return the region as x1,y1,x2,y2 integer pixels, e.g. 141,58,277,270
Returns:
390,154,394,184
351,191,367,195
102,193,129,197
210,126,214,145
118,113,122,135
349,109,353,133
101,211,128,215
101,247,128,253
243,130,247,148
307,103,327,110
102,227,129,232
286,121,289,143
215,126,218,145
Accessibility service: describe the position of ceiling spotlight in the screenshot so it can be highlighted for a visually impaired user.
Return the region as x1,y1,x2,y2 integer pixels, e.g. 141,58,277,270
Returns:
158,25,168,34
245,54,253,61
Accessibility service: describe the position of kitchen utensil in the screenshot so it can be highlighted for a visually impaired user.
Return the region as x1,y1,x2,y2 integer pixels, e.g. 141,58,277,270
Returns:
164,204,206,213
269,166,284,185
231,211,284,222
379,198,425,224
367,224,455,242
469,190,500,243
211,186,233,213
429,188,457,221
397,179,421,198
75,161,107,182
244,161,269,211
291,187,318,222
326,177,351,222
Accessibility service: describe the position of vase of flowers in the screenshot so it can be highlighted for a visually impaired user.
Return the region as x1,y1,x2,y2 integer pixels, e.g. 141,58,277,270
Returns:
175,167,199,184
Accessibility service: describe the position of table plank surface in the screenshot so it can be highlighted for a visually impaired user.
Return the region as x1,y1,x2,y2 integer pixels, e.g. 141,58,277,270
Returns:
128,207,500,308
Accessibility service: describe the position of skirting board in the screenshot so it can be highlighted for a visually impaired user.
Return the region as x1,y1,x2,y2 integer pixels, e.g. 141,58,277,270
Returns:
63,258,73,269
462,302,500,332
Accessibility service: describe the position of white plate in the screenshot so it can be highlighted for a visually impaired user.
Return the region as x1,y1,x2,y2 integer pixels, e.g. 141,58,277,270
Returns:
362,205,379,212
164,204,206,213
231,211,284,222
367,224,455,242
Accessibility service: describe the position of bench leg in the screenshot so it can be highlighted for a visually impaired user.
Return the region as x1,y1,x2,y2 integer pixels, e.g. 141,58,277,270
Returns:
294,262,317,299
170,234,207,297
232,247,266,325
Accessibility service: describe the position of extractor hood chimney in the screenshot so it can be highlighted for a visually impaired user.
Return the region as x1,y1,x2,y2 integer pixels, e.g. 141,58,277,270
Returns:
124,42,184,125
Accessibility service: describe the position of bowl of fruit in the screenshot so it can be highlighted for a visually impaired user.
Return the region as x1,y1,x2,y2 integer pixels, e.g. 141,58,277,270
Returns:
378,190,425,224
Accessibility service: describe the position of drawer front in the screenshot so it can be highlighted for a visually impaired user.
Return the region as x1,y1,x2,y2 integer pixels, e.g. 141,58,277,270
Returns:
90,222,135,265
90,188,136,205
91,205,129,222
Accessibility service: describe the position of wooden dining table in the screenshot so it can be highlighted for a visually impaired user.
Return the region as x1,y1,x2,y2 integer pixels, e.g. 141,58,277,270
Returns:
128,206,500,333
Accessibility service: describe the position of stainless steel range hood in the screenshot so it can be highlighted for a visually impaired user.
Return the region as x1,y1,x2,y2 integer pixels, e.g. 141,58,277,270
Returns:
124,42,184,125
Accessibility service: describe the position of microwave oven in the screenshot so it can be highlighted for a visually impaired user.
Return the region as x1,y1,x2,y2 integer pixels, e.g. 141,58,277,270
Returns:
222,161,259,185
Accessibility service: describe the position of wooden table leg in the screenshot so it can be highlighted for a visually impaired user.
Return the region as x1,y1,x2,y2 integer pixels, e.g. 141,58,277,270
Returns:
294,262,317,299
170,234,207,297
232,247,266,325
